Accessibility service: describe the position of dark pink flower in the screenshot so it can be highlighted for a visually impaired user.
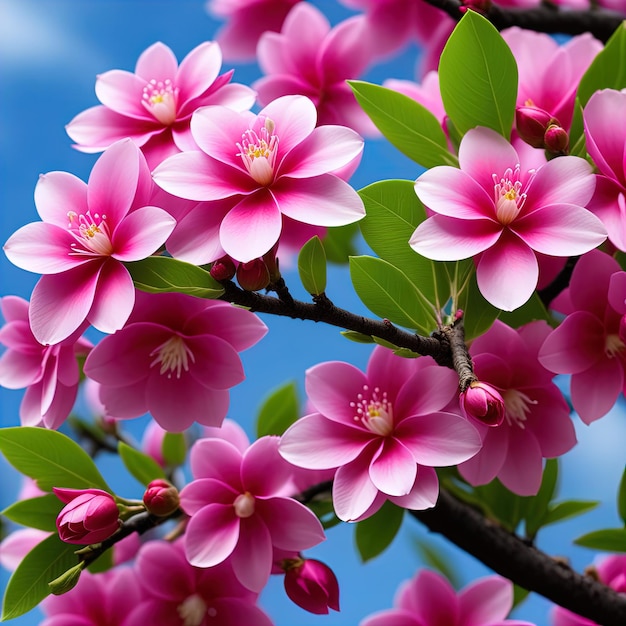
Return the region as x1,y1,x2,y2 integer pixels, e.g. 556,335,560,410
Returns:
54,488,121,545
460,381,506,427
66,41,255,169
280,555,340,615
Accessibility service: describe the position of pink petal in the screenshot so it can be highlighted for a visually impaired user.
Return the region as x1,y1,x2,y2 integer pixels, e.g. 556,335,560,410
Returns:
241,436,296,496
0,296,29,322
0,350,42,389
95,70,151,119
219,191,282,262
97,379,149,418
230,514,273,592
369,438,417,496
458,425,509,487
476,233,538,311
187,335,244,390
587,177,626,252
459,576,513,624
571,358,624,424
389,465,440,509
498,427,543,495
180,478,238,515
111,206,175,261
609,271,626,314
260,95,318,155
135,42,178,82
365,345,418,401
184,503,240,567
399,569,458,621
569,249,620,316
189,438,242,485
395,364,459,417
320,14,372,80
175,41,221,106
135,541,192,601
34,171,88,227
254,75,318,109
332,448,380,521
409,215,502,261
360,610,420,626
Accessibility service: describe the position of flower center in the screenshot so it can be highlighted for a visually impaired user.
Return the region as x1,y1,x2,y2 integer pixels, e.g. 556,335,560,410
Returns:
350,384,394,436
502,388,537,429
149,335,195,378
605,333,625,358
177,594,208,626
67,210,113,256
142,78,179,125
492,165,531,226
233,492,255,518
236,117,278,186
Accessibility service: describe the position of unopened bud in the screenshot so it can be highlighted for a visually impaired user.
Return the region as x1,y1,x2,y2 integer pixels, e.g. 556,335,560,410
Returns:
210,256,236,281
263,242,281,283
460,381,505,427
143,479,180,517
282,556,340,615
544,124,569,154
236,259,270,291
48,562,86,595
460,0,492,14
515,105,559,149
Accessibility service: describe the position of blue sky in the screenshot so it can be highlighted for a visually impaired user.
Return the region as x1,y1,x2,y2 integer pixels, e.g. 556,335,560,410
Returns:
1,1,625,624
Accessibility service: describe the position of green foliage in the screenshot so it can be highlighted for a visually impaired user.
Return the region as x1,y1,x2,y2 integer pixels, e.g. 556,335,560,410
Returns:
348,81,458,168
125,256,224,299
574,528,626,552
1,533,79,620
618,464,626,525
340,330,376,344
162,432,187,467
323,222,360,264
0,427,110,493
118,441,166,487
256,380,300,438
439,10,518,139
2,495,62,533
298,236,327,296
355,500,404,562
412,538,460,587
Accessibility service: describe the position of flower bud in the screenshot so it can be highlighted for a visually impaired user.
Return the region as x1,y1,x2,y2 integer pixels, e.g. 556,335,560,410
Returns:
262,242,281,283
143,479,180,517
282,556,340,615
460,381,505,427
53,488,121,545
236,258,270,291
48,562,85,595
460,0,492,14
515,105,559,149
544,124,569,154
210,255,236,281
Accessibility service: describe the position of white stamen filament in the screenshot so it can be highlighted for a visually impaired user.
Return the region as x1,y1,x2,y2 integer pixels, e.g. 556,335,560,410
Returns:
502,388,537,429
349,385,394,436
67,210,113,256
141,78,179,125
177,594,208,626
236,117,279,186
492,165,531,226
149,335,195,378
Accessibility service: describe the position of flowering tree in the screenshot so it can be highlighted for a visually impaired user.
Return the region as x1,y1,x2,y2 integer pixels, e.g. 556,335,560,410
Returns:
2,1,626,624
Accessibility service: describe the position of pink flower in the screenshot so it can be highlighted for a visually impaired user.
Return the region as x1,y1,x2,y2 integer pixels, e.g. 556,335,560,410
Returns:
538,250,626,424
0,528,50,571
3,140,176,345
66,42,255,169
254,4,376,135
460,381,506,427
0,296,92,429
54,487,121,545
279,347,482,522
458,321,576,496
410,126,605,311
360,569,536,626
152,94,365,262
179,436,326,592
125,540,274,626
83,291,267,432
583,89,626,251
143,479,180,517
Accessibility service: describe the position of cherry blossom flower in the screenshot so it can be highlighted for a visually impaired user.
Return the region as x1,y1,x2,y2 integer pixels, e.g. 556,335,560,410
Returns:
125,540,274,626
3,140,176,345
254,3,376,135
410,126,606,311
83,291,267,432
583,88,626,251
66,41,255,169
360,569,536,626
0,296,92,429
538,250,626,424
179,436,326,592
457,321,576,496
0,528,50,571
152,94,365,262
279,347,482,522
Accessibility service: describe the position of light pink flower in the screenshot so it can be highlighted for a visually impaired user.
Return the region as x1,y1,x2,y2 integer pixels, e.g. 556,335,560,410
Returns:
458,321,576,496
254,4,376,135
0,528,51,572
360,568,536,626
83,291,267,432
583,88,626,251
54,487,121,545
179,436,326,592
66,41,255,169
410,126,605,311
125,540,274,626
152,94,365,262
0,296,92,428
538,249,626,424
3,140,176,345
279,347,482,522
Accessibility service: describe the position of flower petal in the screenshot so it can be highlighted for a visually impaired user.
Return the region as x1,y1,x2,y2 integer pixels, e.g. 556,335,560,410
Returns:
95,70,150,119
332,450,380,522
176,41,222,107
34,171,88,227
189,438,242,485
111,206,176,261
388,465,439,511
230,514,273,592
498,427,543,495
369,438,417,496
459,576,513,624
571,358,624,424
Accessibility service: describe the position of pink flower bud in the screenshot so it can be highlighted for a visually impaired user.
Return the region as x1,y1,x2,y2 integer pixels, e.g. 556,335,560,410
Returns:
143,479,180,517
515,105,559,149
460,0,492,14
283,557,340,615
236,258,270,291
210,255,236,281
460,381,505,427
544,124,569,154
54,488,121,545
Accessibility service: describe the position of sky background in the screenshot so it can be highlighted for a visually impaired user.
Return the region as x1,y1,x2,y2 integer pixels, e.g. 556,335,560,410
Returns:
1,1,625,624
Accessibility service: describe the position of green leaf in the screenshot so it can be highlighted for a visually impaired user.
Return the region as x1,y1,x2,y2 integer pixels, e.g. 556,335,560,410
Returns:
524,459,559,540
323,222,359,264
412,538,460,587
498,292,551,328
348,81,458,168
256,380,300,438
577,22,626,108
2,495,62,533
574,528,626,552
118,442,166,487
86,548,113,575
307,499,341,531
350,255,438,334
458,271,500,341
125,256,225,299
1,533,78,620
298,236,327,296
474,479,527,532
543,500,599,527
162,432,187,468
618,464,626,525
0,427,110,493
355,500,404,562
439,10,517,138
568,97,587,159
340,330,375,344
